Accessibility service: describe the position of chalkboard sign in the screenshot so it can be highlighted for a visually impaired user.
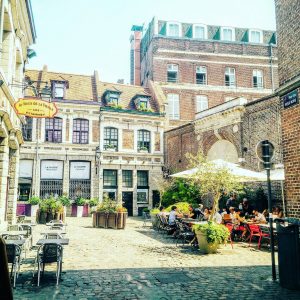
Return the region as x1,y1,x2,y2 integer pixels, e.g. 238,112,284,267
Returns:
282,90,298,108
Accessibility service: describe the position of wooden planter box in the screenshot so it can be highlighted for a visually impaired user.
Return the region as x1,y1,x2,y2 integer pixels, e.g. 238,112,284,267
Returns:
36,209,65,224
117,212,128,229
107,213,118,229
93,212,108,228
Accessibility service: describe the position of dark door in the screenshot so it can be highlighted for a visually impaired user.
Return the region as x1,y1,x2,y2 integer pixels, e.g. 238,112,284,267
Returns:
122,192,133,216
152,190,160,208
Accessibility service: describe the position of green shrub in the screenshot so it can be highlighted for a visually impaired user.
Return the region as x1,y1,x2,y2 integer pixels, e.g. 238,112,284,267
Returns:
165,202,191,214
75,197,87,206
150,208,160,216
39,196,63,214
88,198,99,207
96,196,117,213
193,222,230,244
28,196,40,205
58,195,71,207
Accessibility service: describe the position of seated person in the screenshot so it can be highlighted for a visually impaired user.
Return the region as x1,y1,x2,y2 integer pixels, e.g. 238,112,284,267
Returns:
158,206,167,218
273,206,284,219
252,209,267,224
232,208,246,240
220,208,228,218
209,208,222,224
188,204,197,219
242,198,253,216
168,206,182,225
229,207,235,221
203,207,210,220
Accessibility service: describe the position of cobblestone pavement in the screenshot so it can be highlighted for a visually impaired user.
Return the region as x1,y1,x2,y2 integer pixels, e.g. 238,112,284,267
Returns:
13,217,300,300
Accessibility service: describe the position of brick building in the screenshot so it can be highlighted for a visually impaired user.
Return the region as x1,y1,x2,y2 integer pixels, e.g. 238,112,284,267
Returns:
275,0,300,217
131,18,278,128
0,0,36,228
19,66,164,216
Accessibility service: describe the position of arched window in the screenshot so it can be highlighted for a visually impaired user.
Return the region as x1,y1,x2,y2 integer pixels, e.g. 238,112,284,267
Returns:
45,117,63,143
137,130,151,152
104,127,118,150
73,118,89,144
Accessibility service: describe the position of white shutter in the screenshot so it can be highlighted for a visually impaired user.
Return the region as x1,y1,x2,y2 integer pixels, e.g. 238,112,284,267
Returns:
168,94,180,120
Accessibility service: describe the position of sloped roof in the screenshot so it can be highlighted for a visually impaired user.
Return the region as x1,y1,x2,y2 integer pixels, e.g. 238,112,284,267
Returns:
25,68,159,112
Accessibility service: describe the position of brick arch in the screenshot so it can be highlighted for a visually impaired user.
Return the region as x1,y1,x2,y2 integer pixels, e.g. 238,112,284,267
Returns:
207,140,239,163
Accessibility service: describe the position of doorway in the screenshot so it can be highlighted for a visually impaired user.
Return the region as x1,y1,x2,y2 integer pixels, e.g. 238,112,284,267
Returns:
122,192,133,216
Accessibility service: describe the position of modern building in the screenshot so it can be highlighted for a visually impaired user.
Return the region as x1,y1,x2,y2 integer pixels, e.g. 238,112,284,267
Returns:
130,18,278,128
275,0,300,217
19,66,164,216
0,0,36,228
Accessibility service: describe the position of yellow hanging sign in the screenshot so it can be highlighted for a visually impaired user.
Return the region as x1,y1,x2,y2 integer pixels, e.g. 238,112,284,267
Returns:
14,98,58,118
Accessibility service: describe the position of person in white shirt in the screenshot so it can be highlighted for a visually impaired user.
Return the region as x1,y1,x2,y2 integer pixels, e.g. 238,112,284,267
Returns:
168,206,178,225
209,208,222,224
252,209,267,224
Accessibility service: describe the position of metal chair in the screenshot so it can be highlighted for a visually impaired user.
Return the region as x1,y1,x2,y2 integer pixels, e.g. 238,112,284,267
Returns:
3,234,26,258
35,243,63,286
175,220,194,246
5,244,22,288
43,233,63,239
8,225,23,231
142,212,152,228
50,225,63,231
21,224,33,248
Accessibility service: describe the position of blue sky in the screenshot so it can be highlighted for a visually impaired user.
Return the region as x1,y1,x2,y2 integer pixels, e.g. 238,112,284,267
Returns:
28,0,276,83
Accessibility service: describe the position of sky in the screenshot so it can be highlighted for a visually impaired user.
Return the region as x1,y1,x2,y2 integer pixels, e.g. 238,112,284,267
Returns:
28,0,276,83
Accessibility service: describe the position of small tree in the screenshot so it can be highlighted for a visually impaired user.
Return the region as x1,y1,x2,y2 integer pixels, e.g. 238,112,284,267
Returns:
186,151,243,221
152,176,172,207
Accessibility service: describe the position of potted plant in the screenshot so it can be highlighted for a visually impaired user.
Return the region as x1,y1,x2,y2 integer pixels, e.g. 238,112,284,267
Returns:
28,196,40,218
89,198,99,214
58,194,71,218
150,208,160,228
75,197,87,217
193,222,230,254
138,146,149,153
105,144,117,151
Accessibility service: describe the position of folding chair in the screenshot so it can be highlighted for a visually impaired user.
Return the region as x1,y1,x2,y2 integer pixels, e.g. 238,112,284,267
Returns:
248,224,270,249
5,244,22,288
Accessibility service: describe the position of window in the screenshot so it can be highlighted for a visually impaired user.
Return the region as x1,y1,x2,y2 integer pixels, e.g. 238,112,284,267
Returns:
167,22,181,37
52,82,65,99
45,117,62,143
73,119,89,144
137,171,148,187
104,90,121,106
22,117,33,141
122,170,133,188
196,66,207,85
104,127,118,150
134,95,150,110
103,170,117,187
167,94,180,120
167,64,178,83
137,130,151,152
193,24,207,39
225,67,236,86
221,27,235,41
253,70,263,88
196,95,208,113
249,30,263,43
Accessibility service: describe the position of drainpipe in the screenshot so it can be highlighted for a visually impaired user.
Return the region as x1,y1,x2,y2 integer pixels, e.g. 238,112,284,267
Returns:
0,0,5,49
269,44,275,92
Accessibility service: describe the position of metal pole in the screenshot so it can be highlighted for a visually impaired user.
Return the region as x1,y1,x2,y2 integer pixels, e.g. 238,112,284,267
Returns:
266,165,276,281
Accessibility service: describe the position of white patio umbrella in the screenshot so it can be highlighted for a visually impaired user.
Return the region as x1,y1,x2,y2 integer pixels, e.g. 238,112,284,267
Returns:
170,159,266,182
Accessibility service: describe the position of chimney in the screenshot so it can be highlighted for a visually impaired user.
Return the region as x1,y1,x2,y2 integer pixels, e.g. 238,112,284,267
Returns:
130,25,143,86
42,65,48,72
117,79,124,84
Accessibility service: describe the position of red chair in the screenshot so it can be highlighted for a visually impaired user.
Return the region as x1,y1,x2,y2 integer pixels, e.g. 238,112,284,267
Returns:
225,223,234,249
248,224,270,249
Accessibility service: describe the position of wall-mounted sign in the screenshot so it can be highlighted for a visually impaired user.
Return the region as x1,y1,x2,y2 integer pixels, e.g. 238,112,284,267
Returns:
282,90,299,109
41,160,63,179
19,160,33,178
15,98,58,118
70,161,90,180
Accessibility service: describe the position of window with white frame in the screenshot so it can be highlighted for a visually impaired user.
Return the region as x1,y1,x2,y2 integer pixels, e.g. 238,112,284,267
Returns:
196,66,207,85
167,22,181,37
167,64,178,83
196,95,208,113
252,70,263,88
52,82,65,99
221,27,235,41
193,24,207,39
167,94,180,120
224,67,236,86
249,30,263,43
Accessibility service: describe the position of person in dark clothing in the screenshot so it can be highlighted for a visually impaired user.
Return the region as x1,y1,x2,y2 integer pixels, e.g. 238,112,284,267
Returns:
226,195,235,213
188,204,197,219
242,198,253,216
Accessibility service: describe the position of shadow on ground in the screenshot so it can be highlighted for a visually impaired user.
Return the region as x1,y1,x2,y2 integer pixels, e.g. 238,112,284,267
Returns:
13,265,300,300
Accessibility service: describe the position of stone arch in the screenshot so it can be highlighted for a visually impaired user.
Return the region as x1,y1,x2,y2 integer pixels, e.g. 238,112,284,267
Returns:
207,140,239,163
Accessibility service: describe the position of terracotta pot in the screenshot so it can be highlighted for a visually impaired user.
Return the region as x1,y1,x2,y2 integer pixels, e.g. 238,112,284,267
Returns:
195,230,219,254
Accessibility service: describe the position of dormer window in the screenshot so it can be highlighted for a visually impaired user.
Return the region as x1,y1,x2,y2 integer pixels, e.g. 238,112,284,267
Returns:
166,22,181,37
103,90,121,106
133,95,151,111
193,24,207,39
221,27,235,41
249,29,263,43
51,81,67,99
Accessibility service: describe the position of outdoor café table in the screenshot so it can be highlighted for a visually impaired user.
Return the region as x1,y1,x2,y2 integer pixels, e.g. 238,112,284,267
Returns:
1,231,27,237
36,238,69,245
259,223,277,231
3,239,26,246
40,230,67,236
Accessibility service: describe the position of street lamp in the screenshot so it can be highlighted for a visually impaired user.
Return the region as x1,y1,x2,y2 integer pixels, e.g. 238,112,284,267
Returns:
39,83,52,101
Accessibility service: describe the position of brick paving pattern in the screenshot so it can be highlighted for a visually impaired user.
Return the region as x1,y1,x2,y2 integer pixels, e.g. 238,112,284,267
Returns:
13,217,300,300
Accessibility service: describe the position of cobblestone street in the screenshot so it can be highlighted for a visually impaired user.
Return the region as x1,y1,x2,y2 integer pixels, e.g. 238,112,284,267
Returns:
13,217,300,300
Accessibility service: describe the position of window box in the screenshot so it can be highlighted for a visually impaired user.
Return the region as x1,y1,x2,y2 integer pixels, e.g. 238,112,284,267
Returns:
138,147,149,153
104,145,117,152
